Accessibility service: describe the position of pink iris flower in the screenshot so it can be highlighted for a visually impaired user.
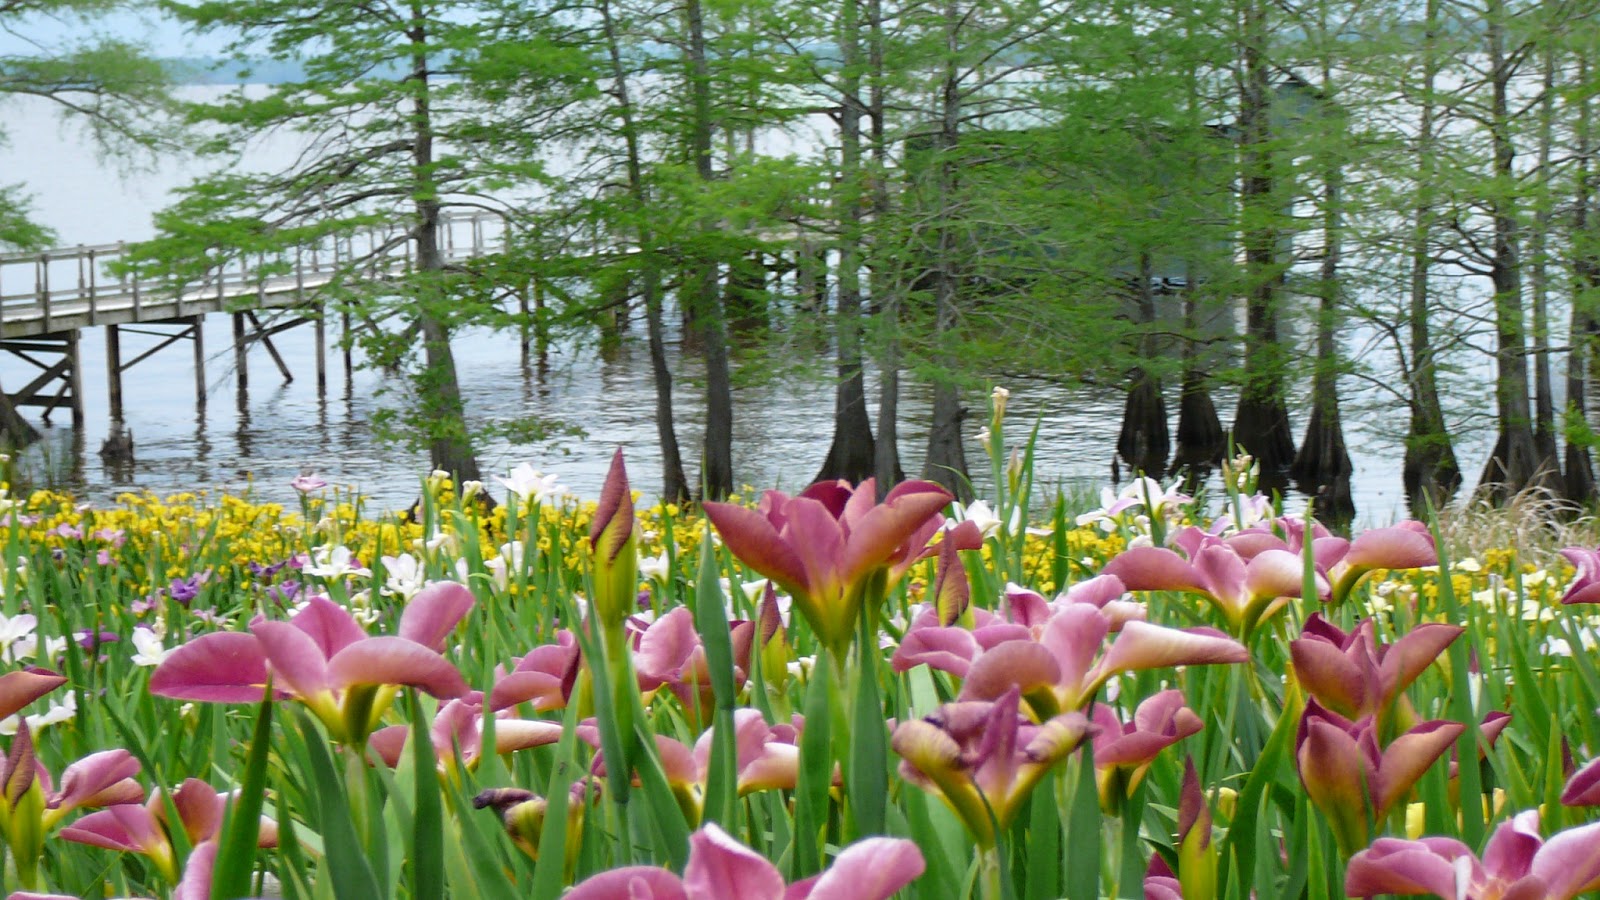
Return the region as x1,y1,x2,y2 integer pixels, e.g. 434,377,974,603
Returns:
489,630,580,713
61,778,277,884
1102,526,1324,637
1224,518,1438,604
1561,754,1600,806
0,669,66,723
1346,810,1600,899
565,821,925,900
0,722,145,890
1107,521,1436,634
1295,699,1464,857
703,478,955,652
149,583,474,745
10,839,219,900
892,687,1092,847
1289,614,1462,731
634,608,756,728
367,691,564,774
1559,545,1600,604
1090,689,1203,806
897,591,1245,719
580,708,803,825
1144,758,1217,898
1144,856,1183,900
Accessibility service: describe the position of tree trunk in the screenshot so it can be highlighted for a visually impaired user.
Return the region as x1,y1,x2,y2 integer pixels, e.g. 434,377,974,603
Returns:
868,0,903,493
816,0,877,484
1530,40,1559,475
1477,0,1545,501
922,0,970,501
685,0,734,500
724,251,769,333
1232,0,1295,494
1118,253,1169,477
1170,274,1225,486
1402,0,1460,514
1292,41,1352,529
1291,163,1353,527
1567,52,1598,505
408,2,480,483
601,0,689,503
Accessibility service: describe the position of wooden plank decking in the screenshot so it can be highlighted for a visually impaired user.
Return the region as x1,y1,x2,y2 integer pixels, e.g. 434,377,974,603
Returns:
0,212,505,339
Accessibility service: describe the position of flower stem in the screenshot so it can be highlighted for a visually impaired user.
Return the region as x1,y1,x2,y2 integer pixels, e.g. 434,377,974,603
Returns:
977,845,1004,900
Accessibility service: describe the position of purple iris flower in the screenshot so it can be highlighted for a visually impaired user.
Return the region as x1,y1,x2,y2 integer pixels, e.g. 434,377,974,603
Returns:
76,629,120,650
168,573,208,606
249,559,289,580
266,581,301,608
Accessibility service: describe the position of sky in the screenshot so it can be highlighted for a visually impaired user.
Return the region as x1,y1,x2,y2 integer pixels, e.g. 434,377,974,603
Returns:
0,8,235,58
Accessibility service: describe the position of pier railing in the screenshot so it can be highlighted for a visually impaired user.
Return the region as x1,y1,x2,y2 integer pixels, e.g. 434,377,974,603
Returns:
0,211,509,339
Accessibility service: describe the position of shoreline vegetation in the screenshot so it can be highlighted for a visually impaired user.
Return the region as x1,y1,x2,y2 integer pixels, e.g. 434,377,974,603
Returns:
0,402,1599,898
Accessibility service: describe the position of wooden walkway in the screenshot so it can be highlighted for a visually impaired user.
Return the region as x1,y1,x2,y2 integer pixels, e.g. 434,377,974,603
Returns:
0,212,506,427
0,212,504,339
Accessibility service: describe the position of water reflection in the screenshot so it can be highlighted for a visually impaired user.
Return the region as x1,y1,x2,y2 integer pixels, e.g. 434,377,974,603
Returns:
3,307,1485,527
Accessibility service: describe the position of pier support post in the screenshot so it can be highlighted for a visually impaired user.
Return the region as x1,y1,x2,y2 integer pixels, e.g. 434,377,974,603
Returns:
342,307,353,391
106,325,124,424
243,311,293,383
193,315,206,412
1,332,85,426
232,312,249,394
65,331,83,427
314,305,327,396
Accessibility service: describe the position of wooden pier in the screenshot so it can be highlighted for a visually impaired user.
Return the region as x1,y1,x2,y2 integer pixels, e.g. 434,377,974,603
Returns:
0,212,505,426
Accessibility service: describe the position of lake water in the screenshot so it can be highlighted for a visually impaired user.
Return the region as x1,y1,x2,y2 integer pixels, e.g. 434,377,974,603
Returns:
0,90,1503,523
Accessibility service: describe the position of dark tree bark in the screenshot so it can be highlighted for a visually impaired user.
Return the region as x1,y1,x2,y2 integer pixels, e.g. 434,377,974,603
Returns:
1232,0,1295,494
1118,254,1169,477
1402,0,1460,513
921,0,971,501
408,1,480,483
685,0,734,500
1292,53,1352,528
868,0,904,492
1567,52,1598,505
1530,41,1559,476
601,0,689,503
816,0,877,484
1477,0,1547,500
1171,275,1225,486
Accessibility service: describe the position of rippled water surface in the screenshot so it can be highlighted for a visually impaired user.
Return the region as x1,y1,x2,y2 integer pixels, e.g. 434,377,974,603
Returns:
1,91,1502,523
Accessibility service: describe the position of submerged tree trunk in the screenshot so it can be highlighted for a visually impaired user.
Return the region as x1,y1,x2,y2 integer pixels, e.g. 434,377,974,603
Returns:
724,251,769,333
816,0,876,484
1403,0,1460,513
1232,0,1295,493
409,2,480,482
686,0,734,500
1292,46,1352,528
868,0,903,492
922,0,971,501
1477,0,1544,501
1171,274,1225,485
1169,20,1223,490
601,0,689,503
1568,53,1598,505
1118,253,1170,477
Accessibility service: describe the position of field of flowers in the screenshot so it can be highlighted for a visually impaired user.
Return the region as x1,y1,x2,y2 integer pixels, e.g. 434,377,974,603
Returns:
1,398,1600,899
